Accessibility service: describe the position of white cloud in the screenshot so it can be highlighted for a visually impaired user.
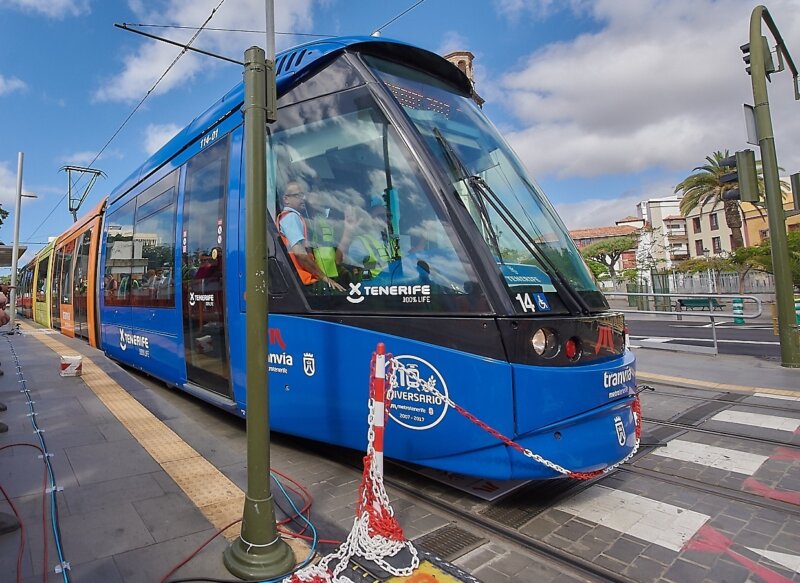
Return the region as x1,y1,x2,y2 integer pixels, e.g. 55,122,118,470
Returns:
144,123,182,154
554,176,678,229
94,0,316,103
556,194,643,230
0,75,27,96
61,149,123,167
0,161,37,208
3,0,90,18
496,0,800,181
437,31,470,57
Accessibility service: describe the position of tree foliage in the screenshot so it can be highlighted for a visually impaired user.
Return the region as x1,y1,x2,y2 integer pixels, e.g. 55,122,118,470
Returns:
579,235,638,278
675,150,789,251
674,233,799,291
754,231,800,286
0,205,8,231
585,259,610,279
675,150,752,249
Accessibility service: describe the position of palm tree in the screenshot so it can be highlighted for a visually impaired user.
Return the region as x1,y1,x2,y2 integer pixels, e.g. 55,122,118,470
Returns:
675,150,752,249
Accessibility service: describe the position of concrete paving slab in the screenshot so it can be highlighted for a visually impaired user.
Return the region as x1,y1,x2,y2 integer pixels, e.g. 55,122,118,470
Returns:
64,439,162,485
63,473,166,516
111,528,231,583
131,491,216,542
57,502,155,566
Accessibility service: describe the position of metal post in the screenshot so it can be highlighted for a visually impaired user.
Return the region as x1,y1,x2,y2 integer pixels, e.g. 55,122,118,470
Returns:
9,152,24,333
223,45,294,578
748,6,800,367
710,315,719,355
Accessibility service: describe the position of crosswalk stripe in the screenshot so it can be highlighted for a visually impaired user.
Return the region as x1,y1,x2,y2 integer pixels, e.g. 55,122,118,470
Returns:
747,548,800,573
753,392,800,402
651,439,768,475
710,410,800,433
554,485,709,552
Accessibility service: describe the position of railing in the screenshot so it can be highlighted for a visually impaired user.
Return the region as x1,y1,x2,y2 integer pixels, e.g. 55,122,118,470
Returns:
606,291,763,355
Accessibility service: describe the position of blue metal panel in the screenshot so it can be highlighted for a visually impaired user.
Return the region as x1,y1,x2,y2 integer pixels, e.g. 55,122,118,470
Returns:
513,350,636,436
251,315,515,473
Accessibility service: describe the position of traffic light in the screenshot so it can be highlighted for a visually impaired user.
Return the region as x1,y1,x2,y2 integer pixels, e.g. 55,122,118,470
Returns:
720,149,760,203
740,36,778,77
791,172,800,211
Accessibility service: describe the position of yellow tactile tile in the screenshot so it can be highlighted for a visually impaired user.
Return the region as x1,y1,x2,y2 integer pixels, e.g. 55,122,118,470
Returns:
19,323,255,535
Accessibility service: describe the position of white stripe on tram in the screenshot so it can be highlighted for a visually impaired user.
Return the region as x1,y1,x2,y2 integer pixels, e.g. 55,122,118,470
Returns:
554,485,709,552
710,410,800,433
753,392,800,402
651,439,768,475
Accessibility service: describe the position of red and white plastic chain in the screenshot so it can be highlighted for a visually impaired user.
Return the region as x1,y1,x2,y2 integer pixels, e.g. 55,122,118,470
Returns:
387,358,642,481
286,351,419,583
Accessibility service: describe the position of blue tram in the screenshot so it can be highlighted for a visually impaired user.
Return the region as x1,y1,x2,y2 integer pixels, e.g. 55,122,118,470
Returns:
44,37,638,479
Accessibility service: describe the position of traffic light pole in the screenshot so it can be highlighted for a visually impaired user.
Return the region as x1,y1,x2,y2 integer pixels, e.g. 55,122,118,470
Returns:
747,5,800,368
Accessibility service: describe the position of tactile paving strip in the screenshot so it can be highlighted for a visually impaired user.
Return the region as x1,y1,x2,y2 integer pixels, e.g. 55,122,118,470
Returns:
23,325,247,540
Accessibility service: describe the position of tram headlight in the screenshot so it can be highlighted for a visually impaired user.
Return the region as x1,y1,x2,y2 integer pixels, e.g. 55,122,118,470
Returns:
531,328,558,358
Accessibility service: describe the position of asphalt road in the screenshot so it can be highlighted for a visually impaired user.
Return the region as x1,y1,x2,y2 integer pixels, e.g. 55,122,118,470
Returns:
626,316,782,359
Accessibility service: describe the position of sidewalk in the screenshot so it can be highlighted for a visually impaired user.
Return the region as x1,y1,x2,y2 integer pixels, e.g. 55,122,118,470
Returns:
633,346,800,394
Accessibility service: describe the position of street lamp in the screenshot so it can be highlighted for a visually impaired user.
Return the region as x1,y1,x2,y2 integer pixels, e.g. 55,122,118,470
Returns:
9,152,37,334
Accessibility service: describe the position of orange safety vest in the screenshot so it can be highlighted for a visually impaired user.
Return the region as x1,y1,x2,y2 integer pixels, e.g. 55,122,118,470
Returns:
277,209,318,285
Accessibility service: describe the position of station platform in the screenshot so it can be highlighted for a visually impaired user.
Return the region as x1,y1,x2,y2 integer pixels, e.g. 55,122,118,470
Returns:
0,325,479,583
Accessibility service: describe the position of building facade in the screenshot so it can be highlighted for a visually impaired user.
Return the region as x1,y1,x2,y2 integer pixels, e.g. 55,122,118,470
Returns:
682,199,739,258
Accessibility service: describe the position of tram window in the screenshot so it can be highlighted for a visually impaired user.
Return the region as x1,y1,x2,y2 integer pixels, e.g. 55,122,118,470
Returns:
35,256,49,302
132,172,178,308
74,229,91,298
278,57,363,108
104,198,136,306
268,86,487,313
60,239,75,304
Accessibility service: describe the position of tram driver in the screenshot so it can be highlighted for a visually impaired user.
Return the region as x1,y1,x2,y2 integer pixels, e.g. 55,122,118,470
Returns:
277,180,345,292
339,194,391,279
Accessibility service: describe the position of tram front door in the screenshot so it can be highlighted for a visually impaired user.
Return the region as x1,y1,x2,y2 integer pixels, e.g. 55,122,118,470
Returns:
180,137,232,399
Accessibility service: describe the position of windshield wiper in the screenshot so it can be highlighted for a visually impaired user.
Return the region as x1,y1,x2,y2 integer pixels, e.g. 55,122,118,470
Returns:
469,174,592,315
432,128,590,315
433,128,504,263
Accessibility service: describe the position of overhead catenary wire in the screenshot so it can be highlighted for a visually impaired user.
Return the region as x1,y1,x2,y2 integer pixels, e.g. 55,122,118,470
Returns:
371,0,427,35
125,23,335,38
25,0,229,243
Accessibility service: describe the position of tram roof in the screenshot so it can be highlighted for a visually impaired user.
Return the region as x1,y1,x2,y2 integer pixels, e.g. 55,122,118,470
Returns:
108,36,471,205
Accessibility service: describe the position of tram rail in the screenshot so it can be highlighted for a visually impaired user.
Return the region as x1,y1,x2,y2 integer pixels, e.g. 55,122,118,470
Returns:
642,417,800,449
644,388,800,415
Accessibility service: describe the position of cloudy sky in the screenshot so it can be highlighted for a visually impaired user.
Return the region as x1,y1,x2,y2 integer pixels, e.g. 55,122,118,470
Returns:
1,0,799,266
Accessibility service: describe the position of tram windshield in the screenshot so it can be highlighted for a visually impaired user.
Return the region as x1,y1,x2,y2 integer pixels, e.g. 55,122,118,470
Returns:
366,56,606,313
268,67,489,314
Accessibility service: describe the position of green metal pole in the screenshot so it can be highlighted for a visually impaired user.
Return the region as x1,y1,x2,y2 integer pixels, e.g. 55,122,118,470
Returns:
223,46,294,578
748,6,800,367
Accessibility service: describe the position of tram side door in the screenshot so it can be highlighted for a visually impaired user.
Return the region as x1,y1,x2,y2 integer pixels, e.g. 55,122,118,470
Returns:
51,246,63,330
73,230,92,339
180,137,232,398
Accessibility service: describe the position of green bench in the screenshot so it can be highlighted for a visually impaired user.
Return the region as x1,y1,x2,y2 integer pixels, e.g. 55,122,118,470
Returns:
676,298,726,311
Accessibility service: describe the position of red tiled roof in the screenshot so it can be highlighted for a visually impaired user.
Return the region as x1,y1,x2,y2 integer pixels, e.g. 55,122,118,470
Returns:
663,215,685,221
617,215,640,222
569,225,639,239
